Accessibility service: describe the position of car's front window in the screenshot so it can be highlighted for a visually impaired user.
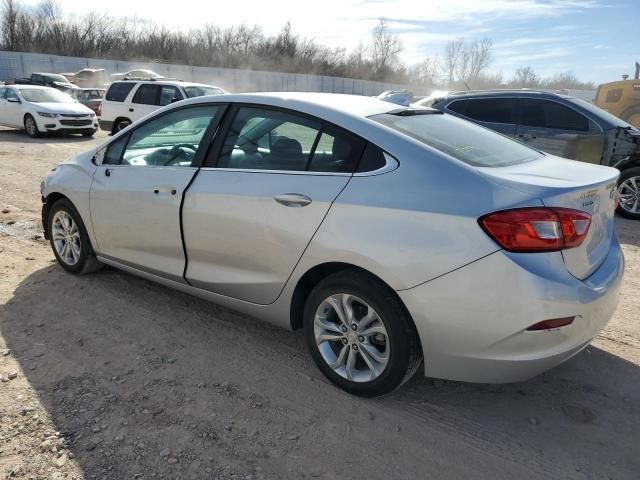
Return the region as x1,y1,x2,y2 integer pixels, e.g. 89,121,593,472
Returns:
371,112,542,167
108,106,219,167
569,97,635,129
20,88,75,103
184,86,225,98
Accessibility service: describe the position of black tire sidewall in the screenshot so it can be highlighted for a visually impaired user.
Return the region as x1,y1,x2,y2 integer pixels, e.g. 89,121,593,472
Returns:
303,271,419,397
48,199,93,274
24,114,40,138
617,167,640,220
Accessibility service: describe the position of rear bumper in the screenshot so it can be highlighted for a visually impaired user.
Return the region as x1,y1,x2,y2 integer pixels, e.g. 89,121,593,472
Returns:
398,238,624,383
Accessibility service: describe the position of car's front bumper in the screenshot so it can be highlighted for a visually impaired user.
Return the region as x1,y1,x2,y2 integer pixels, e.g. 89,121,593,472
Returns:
35,116,98,134
398,238,624,383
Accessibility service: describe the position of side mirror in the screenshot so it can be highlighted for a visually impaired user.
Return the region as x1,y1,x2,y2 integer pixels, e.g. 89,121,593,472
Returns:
170,97,182,104
7,97,20,103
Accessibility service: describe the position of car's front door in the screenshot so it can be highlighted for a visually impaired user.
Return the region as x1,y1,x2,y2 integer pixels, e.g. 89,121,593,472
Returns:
516,98,604,164
183,105,365,304
0,88,24,127
90,104,222,281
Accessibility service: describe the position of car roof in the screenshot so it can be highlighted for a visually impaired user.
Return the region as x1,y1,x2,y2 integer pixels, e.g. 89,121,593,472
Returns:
178,92,400,118
112,79,220,88
441,89,570,100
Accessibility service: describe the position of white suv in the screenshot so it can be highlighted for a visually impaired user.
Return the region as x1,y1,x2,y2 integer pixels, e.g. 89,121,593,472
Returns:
99,79,225,133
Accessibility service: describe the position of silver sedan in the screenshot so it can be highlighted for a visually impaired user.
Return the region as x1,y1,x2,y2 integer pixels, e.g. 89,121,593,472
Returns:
41,93,624,396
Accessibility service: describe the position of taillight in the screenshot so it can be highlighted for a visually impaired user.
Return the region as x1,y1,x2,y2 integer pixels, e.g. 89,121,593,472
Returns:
479,207,591,252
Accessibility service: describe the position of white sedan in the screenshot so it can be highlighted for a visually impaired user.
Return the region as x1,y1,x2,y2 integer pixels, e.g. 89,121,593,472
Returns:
0,85,98,137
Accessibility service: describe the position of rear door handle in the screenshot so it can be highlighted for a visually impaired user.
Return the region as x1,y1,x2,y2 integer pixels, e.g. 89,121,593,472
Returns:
518,133,536,140
129,108,134,112
274,193,312,207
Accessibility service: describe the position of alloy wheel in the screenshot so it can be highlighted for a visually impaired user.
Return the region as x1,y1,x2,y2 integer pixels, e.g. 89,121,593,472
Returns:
314,293,389,383
26,116,37,136
618,176,640,214
51,210,81,266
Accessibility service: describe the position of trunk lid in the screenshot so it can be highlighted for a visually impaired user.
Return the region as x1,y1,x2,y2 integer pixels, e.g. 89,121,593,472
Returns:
478,155,619,280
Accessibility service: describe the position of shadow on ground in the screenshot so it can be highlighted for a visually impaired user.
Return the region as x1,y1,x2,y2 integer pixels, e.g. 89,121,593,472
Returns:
0,128,97,145
1,265,638,479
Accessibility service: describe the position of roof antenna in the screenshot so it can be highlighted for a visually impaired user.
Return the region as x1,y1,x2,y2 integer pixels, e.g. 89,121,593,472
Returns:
464,81,471,92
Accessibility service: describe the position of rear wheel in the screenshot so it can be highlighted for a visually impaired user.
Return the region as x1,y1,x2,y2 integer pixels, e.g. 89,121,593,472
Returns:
303,270,422,396
113,118,131,133
24,114,41,138
48,198,103,274
617,167,640,220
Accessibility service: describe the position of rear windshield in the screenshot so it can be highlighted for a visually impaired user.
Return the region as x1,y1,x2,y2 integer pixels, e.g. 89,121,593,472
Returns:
370,112,543,167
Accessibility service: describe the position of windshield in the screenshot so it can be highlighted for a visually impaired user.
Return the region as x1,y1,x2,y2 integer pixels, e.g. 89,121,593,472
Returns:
568,97,635,129
184,86,225,98
371,112,543,167
44,74,69,83
20,88,75,103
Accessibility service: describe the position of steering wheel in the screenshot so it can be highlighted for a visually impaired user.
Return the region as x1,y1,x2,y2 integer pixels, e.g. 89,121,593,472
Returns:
164,143,197,166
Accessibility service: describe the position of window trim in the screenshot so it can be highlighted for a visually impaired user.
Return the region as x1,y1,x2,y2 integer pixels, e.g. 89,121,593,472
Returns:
516,96,600,133
97,102,228,168
203,102,368,175
444,96,517,127
353,152,399,177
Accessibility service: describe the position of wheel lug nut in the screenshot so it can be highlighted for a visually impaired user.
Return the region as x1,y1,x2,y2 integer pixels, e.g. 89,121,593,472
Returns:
358,335,365,343
351,324,357,331
352,344,359,351
341,325,348,333
341,338,348,345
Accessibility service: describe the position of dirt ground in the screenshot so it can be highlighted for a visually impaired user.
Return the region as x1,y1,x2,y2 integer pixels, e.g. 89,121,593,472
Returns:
0,126,638,480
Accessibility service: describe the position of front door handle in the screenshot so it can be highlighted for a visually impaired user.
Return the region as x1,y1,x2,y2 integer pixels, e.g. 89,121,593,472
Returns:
105,168,112,177
274,193,312,207
153,187,178,195
129,108,134,112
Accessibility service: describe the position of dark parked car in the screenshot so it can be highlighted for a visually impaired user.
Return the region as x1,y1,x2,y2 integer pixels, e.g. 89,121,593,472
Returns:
15,73,80,95
424,90,640,219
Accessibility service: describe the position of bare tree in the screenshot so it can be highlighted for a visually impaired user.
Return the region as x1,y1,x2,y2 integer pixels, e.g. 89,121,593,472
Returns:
511,66,540,88
444,38,463,85
1,0,20,50
371,18,402,80
408,57,438,86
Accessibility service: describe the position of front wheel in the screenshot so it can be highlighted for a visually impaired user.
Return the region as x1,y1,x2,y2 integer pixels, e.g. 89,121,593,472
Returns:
24,114,41,138
617,167,640,220
48,198,103,274
303,270,422,397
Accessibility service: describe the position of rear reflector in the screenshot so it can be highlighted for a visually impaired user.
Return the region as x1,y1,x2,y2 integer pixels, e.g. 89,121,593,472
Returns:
478,207,591,252
526,317,575,331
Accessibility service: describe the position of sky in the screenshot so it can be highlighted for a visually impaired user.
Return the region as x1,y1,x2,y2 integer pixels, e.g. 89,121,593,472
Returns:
22,0,640,84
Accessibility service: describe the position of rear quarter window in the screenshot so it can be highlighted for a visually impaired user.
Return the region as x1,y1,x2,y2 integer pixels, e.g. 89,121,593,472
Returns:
105,82,136,102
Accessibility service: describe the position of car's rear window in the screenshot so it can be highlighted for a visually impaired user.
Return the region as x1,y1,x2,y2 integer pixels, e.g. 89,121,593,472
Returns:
370,112,543,167
106,82,136,102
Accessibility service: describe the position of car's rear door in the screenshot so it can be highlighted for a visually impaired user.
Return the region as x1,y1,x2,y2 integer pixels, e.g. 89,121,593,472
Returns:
89,103,223,281
516,98,604,163
182,105,365,304
445,97,517,138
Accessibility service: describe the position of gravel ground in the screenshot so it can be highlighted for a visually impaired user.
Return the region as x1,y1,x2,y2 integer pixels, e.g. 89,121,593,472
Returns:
0,126,638,480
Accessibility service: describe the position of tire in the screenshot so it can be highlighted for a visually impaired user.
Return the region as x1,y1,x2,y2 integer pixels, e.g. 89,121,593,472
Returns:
24,114,41,138
303,270,422,397
617,166,640,220
47,198,103,274
621,105,640,128
113,118,131,134
82,129,97,137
